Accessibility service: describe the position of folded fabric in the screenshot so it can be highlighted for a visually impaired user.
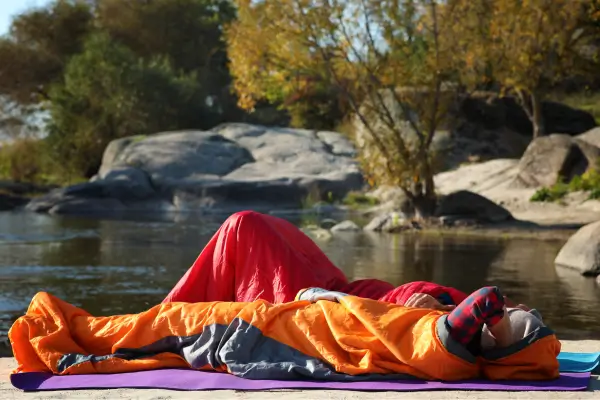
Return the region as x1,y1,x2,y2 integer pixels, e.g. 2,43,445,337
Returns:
558,352,600,373
296,287,349,302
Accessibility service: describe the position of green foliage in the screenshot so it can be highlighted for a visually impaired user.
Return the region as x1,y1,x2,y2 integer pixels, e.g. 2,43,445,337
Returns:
342,191,380,209
0,0,265,184
0,139,43,183
301,187,325,210
567,168,600,193
47,33,218,177
227,0,461,217
96,0,234,72
300,189,380,211
286,84,348,130
1,0,599,190
95,0,241,121
0,138,76,185
454,0,598,138
531,166,600,202
530,184,569,202
550,91,600,124
0,0,93,104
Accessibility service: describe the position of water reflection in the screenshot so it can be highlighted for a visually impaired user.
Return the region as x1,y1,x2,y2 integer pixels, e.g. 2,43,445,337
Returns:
318,232,504,291
0,211,598,340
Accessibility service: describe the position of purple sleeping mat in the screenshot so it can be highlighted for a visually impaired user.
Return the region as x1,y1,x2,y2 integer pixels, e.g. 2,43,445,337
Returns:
10,369,592,392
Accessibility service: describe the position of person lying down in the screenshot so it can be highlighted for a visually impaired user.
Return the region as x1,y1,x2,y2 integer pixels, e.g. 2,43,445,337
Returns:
9,286,560,382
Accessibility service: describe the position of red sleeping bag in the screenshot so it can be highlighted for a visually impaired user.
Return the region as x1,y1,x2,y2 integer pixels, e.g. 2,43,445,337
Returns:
163,211,468,306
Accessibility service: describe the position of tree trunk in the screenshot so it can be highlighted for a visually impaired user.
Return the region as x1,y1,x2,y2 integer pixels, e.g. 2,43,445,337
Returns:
406,148,437,219
410,157,437,219
530,92,545,138
412,190,437,220
516,89,545,138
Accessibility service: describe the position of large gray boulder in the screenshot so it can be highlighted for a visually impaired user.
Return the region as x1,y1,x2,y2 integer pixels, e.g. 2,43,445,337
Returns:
435,190,513,223
27,124,363,215
576,127,600,149
363,212,415,232
47,198,127,215
216,124,359,183
169,125,362,210
0,193,28,211
555,220,600,276
460,95,597,137
98,136,145,177
100,167,155,198
364,190,512,232
100,131,254,185
511,134,600,188
316,130,357,157
330,220,360,232
25,176,160,215
171,179,307,211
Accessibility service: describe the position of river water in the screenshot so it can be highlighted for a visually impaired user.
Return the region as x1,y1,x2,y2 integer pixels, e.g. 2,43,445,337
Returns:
0,211,598,342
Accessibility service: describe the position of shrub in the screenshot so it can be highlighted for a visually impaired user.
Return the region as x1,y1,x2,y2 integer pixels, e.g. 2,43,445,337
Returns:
47,33,217,178
0,138,86,185
530,166,600,202
342,191,380,208
0,139,46,183
530,181,570,202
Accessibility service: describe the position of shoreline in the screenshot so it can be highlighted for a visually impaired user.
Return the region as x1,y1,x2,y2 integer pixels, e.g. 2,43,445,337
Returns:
417,221,581,241
2,205,589,243
1,340,598,399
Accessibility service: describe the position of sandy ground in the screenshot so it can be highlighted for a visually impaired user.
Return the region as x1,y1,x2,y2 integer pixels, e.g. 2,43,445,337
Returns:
0,340,598,400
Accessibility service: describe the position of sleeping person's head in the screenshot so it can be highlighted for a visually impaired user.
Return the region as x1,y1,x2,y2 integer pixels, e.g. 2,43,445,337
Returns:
481,307,545,350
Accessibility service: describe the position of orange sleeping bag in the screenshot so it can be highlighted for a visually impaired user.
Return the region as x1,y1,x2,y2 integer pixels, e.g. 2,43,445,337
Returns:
9,292,560,381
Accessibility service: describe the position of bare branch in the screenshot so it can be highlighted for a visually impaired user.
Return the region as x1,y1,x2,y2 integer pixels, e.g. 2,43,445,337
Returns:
323,0,416,164
332,0,424,151
516,89,534,121
425,0,441,149
291,0,397,175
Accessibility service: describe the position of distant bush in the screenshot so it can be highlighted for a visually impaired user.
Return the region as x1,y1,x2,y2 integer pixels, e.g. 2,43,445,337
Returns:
342,191,380,208
0,138,85,185
47,33,218,178
530,184,569,202
530,165,600,202
0,139,47,183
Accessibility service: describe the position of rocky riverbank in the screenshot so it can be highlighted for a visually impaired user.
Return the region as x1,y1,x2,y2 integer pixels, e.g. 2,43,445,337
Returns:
434,159,600,227
1,110,599,276
23,124,363,215
0,92,591,220
356,129,600,230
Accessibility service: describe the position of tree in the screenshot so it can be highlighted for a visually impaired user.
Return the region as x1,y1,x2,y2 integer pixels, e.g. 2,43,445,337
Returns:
454,0,598,138
47,33,217,177
0,0,244,122
0,0,93,104
227,0,465,217
95,0,241,121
